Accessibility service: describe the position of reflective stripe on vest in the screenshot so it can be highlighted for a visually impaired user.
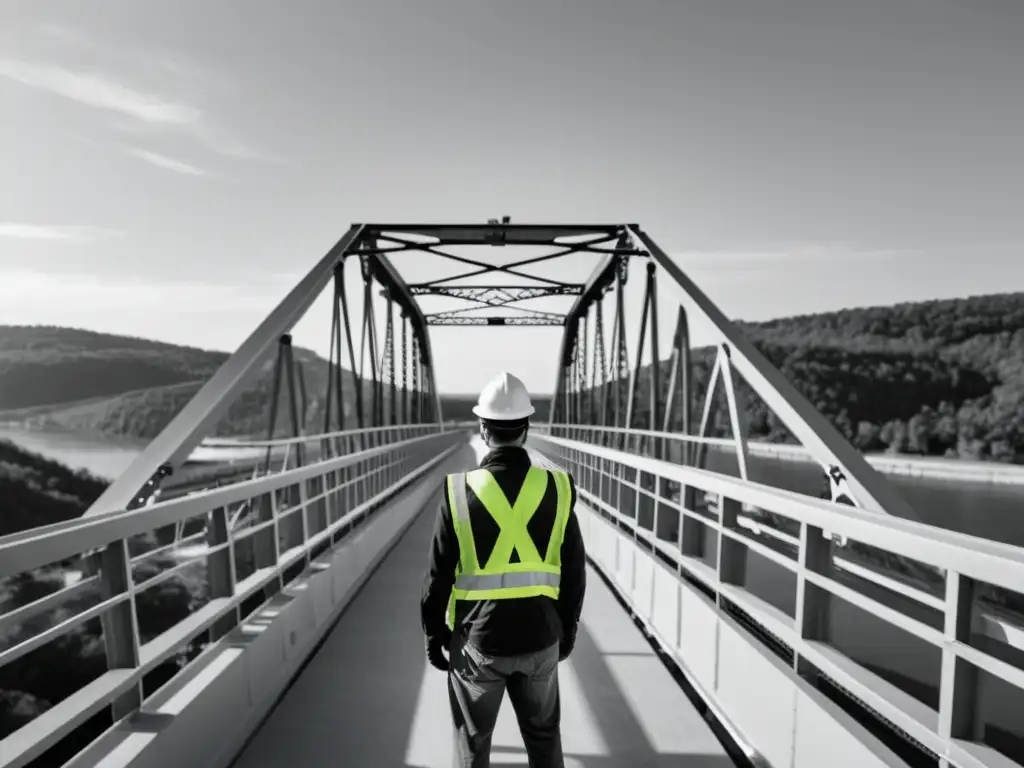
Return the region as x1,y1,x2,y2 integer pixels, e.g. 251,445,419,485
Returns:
446,466,571,621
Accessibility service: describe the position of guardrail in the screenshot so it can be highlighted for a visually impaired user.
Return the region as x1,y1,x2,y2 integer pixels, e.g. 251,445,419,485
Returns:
530,428,1024,768
0,426,465,768
173,424,447,493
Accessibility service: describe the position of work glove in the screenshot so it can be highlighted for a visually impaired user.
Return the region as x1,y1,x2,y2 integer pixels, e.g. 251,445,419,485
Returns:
426,625,453,672
558,623,577,662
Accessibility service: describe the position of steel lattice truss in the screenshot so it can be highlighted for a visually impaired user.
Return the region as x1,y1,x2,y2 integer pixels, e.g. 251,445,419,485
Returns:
91,217,918,538
409,286,583,300
364,220,633,327
410,285,581,326
425,312,566,326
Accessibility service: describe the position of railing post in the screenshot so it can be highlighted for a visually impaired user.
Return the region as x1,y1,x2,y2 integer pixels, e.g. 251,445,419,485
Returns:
938,571,979,759
716,498,747,594
794,523,833,677
207,506,239,639
98,539,142,718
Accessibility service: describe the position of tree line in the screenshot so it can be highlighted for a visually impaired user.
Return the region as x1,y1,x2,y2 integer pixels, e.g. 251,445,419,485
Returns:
583,292,1024,463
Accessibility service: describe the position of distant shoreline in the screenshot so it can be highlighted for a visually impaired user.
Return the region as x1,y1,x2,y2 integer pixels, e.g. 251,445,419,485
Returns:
4,420,1023,486
741,441,1024,486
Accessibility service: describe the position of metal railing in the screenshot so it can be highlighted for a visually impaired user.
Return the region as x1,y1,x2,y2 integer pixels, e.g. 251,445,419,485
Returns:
170,424,451,498
0,425,463,768
530,427,1024,768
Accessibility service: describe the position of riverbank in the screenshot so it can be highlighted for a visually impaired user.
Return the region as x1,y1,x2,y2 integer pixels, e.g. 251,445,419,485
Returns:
744,441,1024,486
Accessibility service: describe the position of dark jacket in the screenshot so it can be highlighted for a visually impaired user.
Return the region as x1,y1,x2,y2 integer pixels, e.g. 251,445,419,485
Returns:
420,446,586,657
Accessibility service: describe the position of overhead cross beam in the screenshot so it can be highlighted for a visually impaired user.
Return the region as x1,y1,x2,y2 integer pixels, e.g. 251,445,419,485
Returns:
409,285,583,301
426,312,566,326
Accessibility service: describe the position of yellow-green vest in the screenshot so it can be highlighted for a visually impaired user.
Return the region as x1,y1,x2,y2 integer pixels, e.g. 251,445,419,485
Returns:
446,466,572,629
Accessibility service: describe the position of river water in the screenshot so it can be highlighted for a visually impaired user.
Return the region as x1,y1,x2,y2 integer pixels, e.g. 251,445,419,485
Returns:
2,425,1022,543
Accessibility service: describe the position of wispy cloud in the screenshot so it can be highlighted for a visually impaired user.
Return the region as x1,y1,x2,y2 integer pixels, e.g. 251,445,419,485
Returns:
0,223,122,241
0,59,200,126
0,56,261,160
124,148,208,177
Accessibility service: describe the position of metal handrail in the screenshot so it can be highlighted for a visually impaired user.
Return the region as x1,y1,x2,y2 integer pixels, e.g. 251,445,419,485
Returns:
0,429,463,768
198,422,445,449
0,429,446,574
530,431,1024,768
532,432,1024,595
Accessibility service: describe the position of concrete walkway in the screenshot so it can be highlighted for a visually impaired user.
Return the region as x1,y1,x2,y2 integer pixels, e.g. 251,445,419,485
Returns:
231,450,733,768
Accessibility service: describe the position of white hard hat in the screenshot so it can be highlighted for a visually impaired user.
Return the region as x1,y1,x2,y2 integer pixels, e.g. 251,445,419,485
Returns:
472,372,535,421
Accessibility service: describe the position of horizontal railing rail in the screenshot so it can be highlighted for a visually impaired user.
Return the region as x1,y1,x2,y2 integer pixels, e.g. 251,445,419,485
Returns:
530,430,1024,768
0,427,464,768
197,422,446,450
174,424,448,490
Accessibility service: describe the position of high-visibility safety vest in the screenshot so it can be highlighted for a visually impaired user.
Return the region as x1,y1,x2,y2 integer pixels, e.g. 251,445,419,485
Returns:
446,466,572,628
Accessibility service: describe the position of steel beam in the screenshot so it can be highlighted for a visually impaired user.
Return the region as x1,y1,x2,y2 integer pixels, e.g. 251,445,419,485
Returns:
409,285,584,301
367,223,620,245
558,231,630,372
362,248,442,424
629,224,921,521
86,224,365,516
427,314,566,326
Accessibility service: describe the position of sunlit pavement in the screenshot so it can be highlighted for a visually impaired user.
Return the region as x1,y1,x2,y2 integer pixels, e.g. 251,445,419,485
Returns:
231,441,731,768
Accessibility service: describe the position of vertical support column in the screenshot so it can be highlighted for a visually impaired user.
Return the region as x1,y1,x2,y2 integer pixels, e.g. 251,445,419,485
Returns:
592,301,606,427
98,539,142,718
337,261,365,441
253,337,286,596
386,294,397,427
324,268,347,523
647,262,661,458
662,306,692,460
280,335,309,561
412,337,421,424
401,312,409,426
719,344,750,482
359,256,381,429
579,313,588,434
612,260,629,442
624,262,652,434
938,572,979,758
694,351,722,470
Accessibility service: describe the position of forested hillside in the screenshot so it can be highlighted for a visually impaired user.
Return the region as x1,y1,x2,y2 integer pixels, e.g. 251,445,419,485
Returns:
600,292,1024,463
0,326,384,440
2,291,1023,462
0,439,108,536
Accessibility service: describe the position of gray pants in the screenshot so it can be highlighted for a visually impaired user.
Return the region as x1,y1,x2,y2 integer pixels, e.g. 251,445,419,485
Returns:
448,632,564,768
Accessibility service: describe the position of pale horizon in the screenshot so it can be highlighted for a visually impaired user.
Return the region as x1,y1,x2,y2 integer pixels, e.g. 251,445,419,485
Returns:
3,1,1023,395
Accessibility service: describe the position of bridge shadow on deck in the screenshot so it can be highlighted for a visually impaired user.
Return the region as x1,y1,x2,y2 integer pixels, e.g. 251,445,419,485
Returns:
230,470,732,768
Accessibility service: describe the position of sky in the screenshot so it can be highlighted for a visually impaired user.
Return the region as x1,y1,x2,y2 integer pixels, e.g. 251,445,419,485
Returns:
1,0,1023,396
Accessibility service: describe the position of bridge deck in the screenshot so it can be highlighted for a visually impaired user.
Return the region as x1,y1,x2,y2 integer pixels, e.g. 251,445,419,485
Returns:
229,460,732,768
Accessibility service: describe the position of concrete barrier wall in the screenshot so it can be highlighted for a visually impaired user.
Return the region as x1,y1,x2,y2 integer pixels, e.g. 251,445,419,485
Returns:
66,445,470,768
577,501,912,768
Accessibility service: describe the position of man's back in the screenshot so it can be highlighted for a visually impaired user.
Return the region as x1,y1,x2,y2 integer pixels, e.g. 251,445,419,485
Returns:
420,445,586,657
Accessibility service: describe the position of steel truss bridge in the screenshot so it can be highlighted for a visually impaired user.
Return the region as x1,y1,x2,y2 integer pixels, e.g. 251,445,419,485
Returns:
1,222,1023,768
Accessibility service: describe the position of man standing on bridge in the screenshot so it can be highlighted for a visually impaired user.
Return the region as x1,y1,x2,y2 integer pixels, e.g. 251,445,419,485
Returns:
421,371,587,768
